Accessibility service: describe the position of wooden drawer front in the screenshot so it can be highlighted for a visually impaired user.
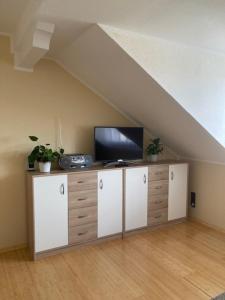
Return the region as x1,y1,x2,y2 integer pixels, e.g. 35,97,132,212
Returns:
69,223,97,245
69,189,97,209
68,172,97,192
149,194,168,211
148,208,168,225
149,165,169,181
69,206,97,226
149,180,168,196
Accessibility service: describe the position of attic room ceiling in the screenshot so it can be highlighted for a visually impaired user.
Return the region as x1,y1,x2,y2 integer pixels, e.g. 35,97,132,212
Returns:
40,0,225,53
2,0,225,162
2,0,225,53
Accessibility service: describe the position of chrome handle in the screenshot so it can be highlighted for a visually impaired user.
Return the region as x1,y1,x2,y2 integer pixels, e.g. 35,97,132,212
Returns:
77,198,87,201
60,183,64,195
78,231,88,236
154,215,161,219
155,171,162,175
154,200,163,204
171,171,174,181
143,174,147,184
99,179,103,190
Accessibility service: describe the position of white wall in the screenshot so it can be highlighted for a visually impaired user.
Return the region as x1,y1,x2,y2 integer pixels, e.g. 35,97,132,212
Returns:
0,36,134,250
103,25,225,148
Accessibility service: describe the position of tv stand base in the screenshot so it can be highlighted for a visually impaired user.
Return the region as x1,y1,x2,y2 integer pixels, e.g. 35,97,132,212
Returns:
103,160,134,168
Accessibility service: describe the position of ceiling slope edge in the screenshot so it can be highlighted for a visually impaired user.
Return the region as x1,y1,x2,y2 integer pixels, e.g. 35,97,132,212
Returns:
41,24,225,163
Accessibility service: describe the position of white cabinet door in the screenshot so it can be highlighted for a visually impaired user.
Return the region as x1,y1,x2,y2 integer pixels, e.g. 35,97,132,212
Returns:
33,175,68,252
168,164,188,221
98,170,123,238
125,167,148,231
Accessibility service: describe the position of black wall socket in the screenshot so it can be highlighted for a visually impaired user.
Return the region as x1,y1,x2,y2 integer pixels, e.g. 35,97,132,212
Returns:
191,192,196,208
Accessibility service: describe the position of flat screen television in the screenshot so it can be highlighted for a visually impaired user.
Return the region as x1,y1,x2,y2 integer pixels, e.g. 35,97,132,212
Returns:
94,127,144,162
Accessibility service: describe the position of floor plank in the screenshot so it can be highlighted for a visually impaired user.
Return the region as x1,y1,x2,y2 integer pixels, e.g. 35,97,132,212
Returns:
1,221,225,299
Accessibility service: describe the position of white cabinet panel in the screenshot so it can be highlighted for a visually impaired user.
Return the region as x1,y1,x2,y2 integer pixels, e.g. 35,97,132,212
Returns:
98,170,123,238
168,164,188,221
33,175,68,252
125,167,148,231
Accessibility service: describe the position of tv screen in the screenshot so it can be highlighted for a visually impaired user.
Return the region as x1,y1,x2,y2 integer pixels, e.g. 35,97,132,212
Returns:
94,127,143,162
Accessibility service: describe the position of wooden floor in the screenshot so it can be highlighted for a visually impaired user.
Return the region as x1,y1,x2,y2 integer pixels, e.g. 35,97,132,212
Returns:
1,221,225,300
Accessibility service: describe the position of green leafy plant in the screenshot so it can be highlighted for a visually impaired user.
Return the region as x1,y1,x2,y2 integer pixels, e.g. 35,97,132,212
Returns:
28,136,64,165
146,138,163,155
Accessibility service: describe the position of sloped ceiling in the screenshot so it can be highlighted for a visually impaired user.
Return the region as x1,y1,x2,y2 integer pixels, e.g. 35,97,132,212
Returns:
3,0,225,52
56,25,225,162
40,0,225,53
103,25,225,149
1,0,225,162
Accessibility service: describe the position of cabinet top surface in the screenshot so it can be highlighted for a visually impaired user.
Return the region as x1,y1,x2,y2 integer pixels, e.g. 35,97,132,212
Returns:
27,160,188,178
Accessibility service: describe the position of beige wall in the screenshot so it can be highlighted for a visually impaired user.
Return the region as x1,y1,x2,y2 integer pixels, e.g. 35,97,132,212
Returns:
0,36,133,250
0,36,175,250
189,161,225,230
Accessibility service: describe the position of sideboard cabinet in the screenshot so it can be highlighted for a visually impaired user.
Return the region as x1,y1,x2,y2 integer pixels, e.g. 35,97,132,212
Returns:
27,162,188,259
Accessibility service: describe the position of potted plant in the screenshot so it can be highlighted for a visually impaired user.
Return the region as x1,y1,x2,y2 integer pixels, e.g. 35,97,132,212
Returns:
28,136,64,173
146,138,163,162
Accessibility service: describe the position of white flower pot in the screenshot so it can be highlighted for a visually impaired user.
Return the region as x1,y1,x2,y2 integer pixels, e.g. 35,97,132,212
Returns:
39,162,51,173
148,154,158,162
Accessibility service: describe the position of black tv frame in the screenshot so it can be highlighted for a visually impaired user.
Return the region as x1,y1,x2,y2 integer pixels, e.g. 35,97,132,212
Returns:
94,126,144,166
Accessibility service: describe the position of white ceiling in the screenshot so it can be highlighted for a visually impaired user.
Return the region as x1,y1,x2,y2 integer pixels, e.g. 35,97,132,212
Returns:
57,25,225,162
104,25,225,149
2,0,225,53
2,0,225,161
40,0,225,53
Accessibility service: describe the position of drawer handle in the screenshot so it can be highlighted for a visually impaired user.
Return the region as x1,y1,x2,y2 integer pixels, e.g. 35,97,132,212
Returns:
77,180,84,184
171,171,174,181
155,171,163,175
78,215,88,219
78,231,88,236
154,200,163,204
154,215,161,219
77,198,87,201
155,186,162,190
